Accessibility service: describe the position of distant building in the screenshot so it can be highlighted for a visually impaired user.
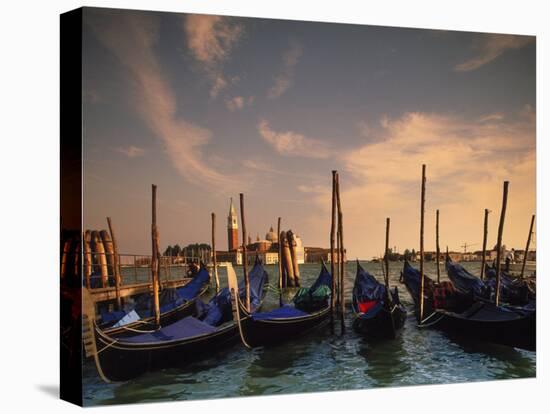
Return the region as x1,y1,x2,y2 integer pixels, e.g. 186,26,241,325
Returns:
227,198,239,251
304,247,347,263
514,249,536,262
216,199,306,265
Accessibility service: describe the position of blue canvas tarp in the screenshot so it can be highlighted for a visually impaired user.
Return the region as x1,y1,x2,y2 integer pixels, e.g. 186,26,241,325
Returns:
354,263,386,303
101,266,210,326
252,305,308,320
446,259,489,299
176,267,210,301
120,316,216,343
198,258,269,326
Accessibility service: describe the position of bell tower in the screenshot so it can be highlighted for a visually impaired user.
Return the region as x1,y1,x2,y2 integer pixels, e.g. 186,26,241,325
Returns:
227,197,239,251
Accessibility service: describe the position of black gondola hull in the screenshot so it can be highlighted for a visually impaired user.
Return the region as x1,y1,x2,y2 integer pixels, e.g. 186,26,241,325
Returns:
93,321,240,382
353,305,407,339
421,306,536,352
240,306,331,347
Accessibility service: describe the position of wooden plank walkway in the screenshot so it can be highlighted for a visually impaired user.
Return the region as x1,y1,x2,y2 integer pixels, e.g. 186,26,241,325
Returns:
89,277,192,304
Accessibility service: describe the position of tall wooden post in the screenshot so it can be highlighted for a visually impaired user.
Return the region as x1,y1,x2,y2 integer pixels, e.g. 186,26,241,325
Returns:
239,193,250,312
151,184,161,328
481,209,489,280
280,230,287,288
100,230,115,278
419,164,426,322
91,230,109,288
330,171,337,325
282,231,295,286
336,225,341,309
288,230,301,286
495,181,509,307
277,217,283,306
384,218,391,292
211,212,220,292
107,217,122,310
384,217,396,336
520,214,535,279
83,230,92,288
436,209,441,284
335,172,345,332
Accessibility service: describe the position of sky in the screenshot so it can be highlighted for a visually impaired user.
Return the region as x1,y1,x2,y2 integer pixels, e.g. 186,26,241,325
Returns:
82,7,536,259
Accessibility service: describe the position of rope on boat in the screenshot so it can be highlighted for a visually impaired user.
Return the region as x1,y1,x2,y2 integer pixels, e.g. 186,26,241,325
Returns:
266,284,281,295
232,288,252,350
96,338,120,355
417,311,445,328
119,325,157,333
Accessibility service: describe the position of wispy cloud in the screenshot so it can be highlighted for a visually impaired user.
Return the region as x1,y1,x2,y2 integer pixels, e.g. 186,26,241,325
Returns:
225,95,254,111
478,113,505,123
258,120,331,158
268,40,303,99
88,10,237,189
184,15,243,98
115,145,146,158
300,109,535,257
454,34,534,72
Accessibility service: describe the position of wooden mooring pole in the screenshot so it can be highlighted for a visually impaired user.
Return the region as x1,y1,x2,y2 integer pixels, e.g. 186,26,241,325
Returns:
384,217,391,292
436,209,441,284
330,171,337,329
481,209,489,280
91,230,109,288
495,181,509,307
419,164,426,322
106,217,122,310
151,184,161,327
277,217,283,306
83,230,92,288
336,172,345,332
280,230,287,288
384,217,396,337
520,214,535,279
240,193,250,312
336,223,341,309
212,212,220,292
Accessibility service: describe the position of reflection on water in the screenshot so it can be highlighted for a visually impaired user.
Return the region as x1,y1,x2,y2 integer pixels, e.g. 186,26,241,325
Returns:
83,261,535,406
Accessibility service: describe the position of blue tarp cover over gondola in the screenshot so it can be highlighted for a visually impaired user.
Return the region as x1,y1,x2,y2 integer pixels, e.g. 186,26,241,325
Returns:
354,262,386,303
198,258,269,326
100,266,210,325
252,305,309,320
252,262,332,320
120,316,217,343
402,261,421,299
446,259,489,298
309,263,332,293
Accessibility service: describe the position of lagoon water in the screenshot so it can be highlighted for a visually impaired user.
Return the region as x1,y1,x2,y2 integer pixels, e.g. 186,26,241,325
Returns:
82,261,535,406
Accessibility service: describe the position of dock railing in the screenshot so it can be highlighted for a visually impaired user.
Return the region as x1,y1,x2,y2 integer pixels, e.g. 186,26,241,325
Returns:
83,252,209,289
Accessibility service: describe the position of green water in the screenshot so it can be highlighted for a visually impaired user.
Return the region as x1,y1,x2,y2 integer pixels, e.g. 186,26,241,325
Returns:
82,261,536,406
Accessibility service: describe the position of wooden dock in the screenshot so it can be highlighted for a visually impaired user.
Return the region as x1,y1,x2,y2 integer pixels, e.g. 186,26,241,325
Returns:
88,277,193,304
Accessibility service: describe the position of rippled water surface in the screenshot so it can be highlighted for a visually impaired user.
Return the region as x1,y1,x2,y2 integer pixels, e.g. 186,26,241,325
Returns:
82,262,536,406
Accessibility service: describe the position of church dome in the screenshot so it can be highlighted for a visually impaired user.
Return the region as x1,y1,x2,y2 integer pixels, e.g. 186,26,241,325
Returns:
265,226,277,242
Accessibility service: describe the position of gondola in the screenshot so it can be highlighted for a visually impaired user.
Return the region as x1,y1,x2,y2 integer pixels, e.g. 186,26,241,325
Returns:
402,261,535,351
484,263,534,306
446,258,534,309
97,264,211,337
235,262,333,347
84,259,269,382
351,261,406,339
